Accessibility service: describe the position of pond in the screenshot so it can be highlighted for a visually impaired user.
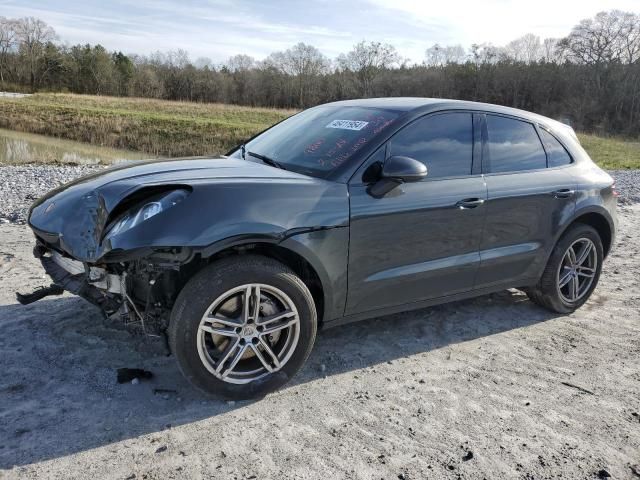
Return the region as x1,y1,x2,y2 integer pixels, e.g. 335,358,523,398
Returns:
0,128,151,165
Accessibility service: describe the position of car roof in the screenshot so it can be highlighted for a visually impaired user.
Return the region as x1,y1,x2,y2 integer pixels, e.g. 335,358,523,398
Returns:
323,97,572,133
324,97,445,111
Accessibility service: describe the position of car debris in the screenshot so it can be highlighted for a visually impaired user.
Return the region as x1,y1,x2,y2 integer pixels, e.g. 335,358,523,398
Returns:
15,283,64,305
116,368,153,384
153,388,178,395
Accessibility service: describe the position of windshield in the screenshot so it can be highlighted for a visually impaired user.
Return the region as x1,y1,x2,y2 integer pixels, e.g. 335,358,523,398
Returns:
231,105,401,178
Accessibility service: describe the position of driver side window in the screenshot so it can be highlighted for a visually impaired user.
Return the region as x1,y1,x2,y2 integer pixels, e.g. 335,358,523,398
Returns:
388,112,473,179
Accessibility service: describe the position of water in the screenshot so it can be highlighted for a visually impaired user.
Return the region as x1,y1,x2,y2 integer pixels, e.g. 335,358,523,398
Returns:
0,128,151,165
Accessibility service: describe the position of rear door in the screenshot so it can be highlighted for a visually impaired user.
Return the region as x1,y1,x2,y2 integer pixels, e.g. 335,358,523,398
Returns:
346,112,487,315
476,114,576,288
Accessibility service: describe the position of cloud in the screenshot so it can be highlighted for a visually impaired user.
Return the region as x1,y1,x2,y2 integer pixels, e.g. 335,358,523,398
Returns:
3,0,639,64
363,0,640,46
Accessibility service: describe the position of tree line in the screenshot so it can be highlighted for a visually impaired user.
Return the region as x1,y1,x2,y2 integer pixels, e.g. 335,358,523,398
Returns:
1,10,639,136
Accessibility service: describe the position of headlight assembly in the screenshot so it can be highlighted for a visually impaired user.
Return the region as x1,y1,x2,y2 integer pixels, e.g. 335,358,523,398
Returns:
104,189,189,240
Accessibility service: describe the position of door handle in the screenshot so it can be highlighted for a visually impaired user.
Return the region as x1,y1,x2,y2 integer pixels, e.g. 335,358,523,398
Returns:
455,198,485,209
552,189,575,198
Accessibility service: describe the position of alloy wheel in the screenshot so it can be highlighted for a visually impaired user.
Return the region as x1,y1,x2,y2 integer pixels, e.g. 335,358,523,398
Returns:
197,284,300,384
556,237,598,304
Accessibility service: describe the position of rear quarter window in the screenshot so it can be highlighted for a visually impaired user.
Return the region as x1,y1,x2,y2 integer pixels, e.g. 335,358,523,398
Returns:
539,128,572,167
486,115,546,173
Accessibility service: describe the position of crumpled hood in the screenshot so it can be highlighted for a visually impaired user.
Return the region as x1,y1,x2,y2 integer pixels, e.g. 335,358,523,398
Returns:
28,157,349,262
31,157,311,212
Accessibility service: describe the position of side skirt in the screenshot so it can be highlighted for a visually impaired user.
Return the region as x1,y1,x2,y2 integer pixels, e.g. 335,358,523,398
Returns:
324,278,539,329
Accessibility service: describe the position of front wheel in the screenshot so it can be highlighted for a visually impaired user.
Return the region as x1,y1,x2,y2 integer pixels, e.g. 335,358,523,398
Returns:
526,223,603,314
168,255,317,399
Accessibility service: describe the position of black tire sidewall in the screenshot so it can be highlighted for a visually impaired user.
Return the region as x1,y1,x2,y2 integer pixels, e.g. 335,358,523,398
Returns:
169,255,317,399
543,224,604,313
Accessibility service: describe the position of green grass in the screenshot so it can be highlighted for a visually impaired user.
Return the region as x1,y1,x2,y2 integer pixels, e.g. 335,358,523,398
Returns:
0,93,639,168
0,93,296,158
577,133,640,169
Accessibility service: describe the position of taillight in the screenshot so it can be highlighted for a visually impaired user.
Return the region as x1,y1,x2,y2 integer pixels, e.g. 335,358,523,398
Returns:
612,183,619,197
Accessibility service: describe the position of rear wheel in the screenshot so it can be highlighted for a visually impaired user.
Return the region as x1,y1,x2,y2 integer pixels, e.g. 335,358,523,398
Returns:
169,255,317,399
526,224,603,313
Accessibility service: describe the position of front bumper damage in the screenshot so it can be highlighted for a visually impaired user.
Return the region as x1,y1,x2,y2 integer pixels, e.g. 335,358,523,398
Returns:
34,243,123,312
46,248,124,294
27,240,178,336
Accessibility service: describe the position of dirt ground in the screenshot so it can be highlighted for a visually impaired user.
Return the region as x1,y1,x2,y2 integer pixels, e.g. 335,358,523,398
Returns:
0,206,639,480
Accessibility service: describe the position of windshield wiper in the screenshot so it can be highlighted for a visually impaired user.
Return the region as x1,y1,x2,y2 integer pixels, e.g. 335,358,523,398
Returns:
247,151,285,170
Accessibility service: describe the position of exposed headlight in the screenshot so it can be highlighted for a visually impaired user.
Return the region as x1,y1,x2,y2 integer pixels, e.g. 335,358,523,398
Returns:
104,189,189,240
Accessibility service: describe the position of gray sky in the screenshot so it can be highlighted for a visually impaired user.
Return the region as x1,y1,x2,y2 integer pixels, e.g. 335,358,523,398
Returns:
2,0,640,63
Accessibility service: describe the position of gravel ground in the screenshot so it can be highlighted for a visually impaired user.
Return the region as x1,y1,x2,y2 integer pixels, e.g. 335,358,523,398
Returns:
0,164,639,479
610,169,640,204
1,165,639,224
0,204,638,479
0,165,102,224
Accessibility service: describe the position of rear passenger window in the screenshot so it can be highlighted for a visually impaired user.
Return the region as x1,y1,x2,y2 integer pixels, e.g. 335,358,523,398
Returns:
486,115,546,173
539,129,572,167
389,112,473,179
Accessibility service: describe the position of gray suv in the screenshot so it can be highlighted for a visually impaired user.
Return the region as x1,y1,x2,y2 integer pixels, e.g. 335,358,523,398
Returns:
26,98,617,399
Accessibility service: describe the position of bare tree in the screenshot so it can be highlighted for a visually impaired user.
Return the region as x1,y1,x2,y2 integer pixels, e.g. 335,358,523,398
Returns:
337,41,399,95
425,43,444,66
505,34,541,63
470,43,503,65
224,54,255,73
521,34,542,63
560,10,640,65
426,44,467,65
131,65,164,98
541,38,565,63
14,16,56,89
264,42,329,106
442,44,467,64
1,11,639,137
223,54,256,104
194,57,213,69
166,49,190,69
0,17,18,84
618,11,640,64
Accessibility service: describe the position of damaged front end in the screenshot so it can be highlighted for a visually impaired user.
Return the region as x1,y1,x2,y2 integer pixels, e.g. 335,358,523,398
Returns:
29,240,191,336
24,178,195,336
21,157,350,338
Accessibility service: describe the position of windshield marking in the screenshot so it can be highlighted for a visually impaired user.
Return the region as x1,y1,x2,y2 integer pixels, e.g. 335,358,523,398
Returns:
239,106,400,178
326,119,370,131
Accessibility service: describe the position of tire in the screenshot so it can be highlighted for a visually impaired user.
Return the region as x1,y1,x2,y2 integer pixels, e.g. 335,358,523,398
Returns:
168,255,317,399
526,223,603,314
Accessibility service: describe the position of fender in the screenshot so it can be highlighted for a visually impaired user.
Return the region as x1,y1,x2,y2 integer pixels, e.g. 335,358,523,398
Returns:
194,225,350,323
533,203,615,281
561,204,615,242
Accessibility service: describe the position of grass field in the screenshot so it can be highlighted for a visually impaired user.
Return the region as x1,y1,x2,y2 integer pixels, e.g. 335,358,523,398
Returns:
577,133,640,170
0,93,638,168
0,93,295,157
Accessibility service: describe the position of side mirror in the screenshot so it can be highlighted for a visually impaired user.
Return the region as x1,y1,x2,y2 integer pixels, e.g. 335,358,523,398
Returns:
367,156,427,198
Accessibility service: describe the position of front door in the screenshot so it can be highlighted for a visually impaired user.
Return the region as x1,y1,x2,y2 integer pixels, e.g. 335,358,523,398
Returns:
346,112,487,316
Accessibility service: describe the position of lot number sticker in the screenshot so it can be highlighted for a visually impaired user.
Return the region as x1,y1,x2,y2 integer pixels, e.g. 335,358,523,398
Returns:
326,119,369,131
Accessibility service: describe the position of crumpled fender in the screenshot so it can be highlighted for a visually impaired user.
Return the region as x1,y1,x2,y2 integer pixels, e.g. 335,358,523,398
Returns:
29,160,350,263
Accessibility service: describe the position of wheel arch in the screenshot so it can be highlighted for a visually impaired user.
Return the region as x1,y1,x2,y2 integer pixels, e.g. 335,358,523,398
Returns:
183,238,331,326
557,207,614,258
